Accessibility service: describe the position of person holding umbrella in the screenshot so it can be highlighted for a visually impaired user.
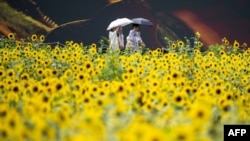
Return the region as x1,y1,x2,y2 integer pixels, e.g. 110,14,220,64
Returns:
126,23,145,51
109,26,124,50
126,18,153,52
107,18,133,51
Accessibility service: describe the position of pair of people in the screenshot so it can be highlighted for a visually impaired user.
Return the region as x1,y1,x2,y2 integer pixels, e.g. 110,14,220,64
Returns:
109,24,145,51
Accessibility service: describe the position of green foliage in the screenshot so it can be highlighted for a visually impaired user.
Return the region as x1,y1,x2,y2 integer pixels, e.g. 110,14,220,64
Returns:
99,50,125,81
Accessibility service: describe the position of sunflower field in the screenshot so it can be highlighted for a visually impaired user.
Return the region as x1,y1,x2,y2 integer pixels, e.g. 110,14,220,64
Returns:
0,33,250,141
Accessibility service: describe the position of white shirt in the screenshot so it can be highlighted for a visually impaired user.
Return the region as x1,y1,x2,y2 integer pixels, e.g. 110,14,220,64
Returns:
126,30,143,50
109,30,124,50
109,30,119,50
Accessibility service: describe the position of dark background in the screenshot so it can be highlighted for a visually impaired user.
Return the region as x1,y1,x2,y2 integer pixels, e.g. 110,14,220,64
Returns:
2,0,250,49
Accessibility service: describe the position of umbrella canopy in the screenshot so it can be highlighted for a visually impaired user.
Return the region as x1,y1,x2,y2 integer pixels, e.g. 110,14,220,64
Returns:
107,18,133,31
131,18,153,25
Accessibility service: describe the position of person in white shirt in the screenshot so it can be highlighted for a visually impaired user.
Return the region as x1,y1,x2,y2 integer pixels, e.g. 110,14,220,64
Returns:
109,26,124,50
126,24,145,51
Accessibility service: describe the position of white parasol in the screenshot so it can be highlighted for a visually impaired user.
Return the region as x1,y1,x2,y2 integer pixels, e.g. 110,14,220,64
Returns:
107,18,133,31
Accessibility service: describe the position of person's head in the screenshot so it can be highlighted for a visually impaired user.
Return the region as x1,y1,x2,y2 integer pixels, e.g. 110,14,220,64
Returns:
132,24,140,30
111,26,122,32
110,27,118,32
118,26,123,31
118,26,123,33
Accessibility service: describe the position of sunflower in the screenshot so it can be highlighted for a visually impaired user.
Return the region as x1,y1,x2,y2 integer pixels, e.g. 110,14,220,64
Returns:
51,69,59,77
197,41,203,48
7,33,15,40
39,35,45,42
5,43,10,49
89,47,97,55
219,50,226,56
169,125,196,141
156,47,162,53
241,76,249,85
11,84,21,94
43,60,51,67
20,73,30,81
245,84,250,94
222,37,229,46
36,68,44,77
27,42,32,47
152,50,159,57
76,72,89,82
177,40,185,48
212,85,224,96
219,100,232,112
188,101,212,123
195,31,200,38
53,81,64,92
46,45,52,51
126,66,136,75
84,61,93,70
242,42,248,49
73,43,80,48
121,73,130,80
171,42,177,50
171,90,187,107
6,69,15,78
91,43,97,48
65,40,72,46
59,53,67,61
31,34,37,42
233,40,240,49
0,69,5,79
193,49,201,56
15,41,21,48
207,51,215,58
171,70,181,80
